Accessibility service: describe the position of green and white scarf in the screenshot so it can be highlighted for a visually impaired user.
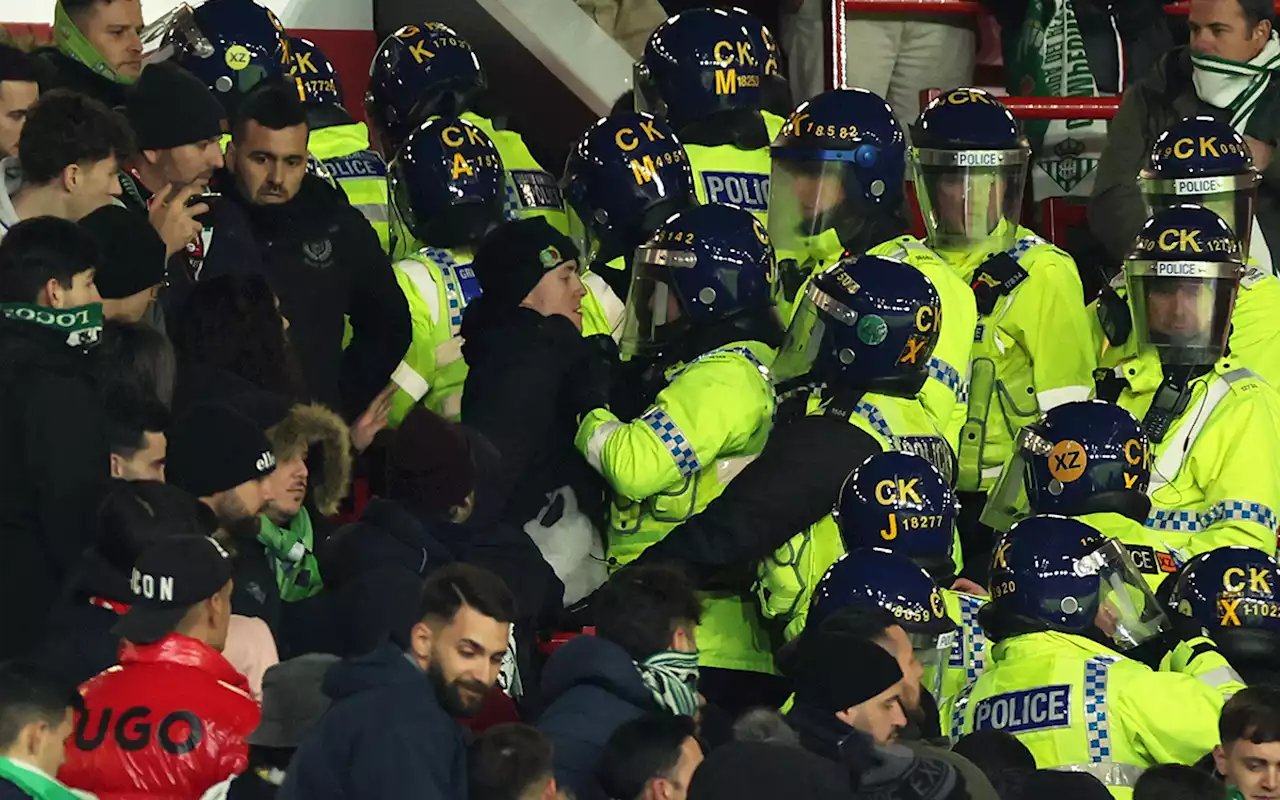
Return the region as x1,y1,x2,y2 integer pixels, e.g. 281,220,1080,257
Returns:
54,0,137,85
1192,35,1280,130
636,650,700,717
1,302,103,349
0,755,95,800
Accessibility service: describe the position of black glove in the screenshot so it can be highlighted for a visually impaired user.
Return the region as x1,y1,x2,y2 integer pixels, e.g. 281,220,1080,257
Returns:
561,334,619,419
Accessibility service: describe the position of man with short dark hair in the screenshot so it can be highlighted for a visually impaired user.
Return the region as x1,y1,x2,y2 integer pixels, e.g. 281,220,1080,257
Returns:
1092,0,1280,265
38,0,142,107
538,565,703,800
58,535,261,799
0,661,81,799
0,89,129,240
102,393,168,482
0,44,42,160
470,723,561,800
1214,686,1280,800
598,714,703,800
205,81,410,421
281,563,517,800
0,216,109,658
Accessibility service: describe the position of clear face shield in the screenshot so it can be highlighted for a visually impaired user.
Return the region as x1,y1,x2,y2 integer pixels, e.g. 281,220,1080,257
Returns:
1126,261,1240,366
767,154,853,262
1141,173,1259,260
565,203,602,266
619,246,695,359
1077,539,1171,650
910,627,959,669
912,147,1030,254
979,425,1048,532
771,280,854,384
140,4,209,65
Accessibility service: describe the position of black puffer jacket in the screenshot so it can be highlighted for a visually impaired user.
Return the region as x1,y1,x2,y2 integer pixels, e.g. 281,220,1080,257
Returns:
0,316,108,658
459,298,605,527
202,173,410,419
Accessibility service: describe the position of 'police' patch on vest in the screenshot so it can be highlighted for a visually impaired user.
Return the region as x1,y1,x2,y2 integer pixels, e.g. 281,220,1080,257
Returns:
323,150,388,180
509,170,564,210
972,685,1071,734
896,435,957,487
701,171,769,212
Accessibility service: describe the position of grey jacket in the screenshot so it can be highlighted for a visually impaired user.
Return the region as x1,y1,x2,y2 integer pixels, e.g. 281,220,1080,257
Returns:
1088,45,1280,266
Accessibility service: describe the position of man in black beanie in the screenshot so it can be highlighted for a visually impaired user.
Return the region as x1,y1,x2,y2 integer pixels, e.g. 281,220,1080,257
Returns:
119,60,226,311
786,624,909,757
79,203,166,322
460,217,610,530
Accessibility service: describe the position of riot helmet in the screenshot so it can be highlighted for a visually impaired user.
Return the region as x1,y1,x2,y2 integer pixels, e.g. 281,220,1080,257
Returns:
622,203,779,359
773,254,941,397
910,88,1031,255
982,401,1151,532
163,0,291,114
388,117,505,250
1125,204,1243,367
562,112,696,266
288,37,343,108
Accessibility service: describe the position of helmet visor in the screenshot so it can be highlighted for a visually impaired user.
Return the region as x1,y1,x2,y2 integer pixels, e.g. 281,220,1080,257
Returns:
767,151,854,261
1141,173,1258,260
1081,539,1171,649
619,247,695,359
979,425,1050,532
912,147,1029,254
772,280,851,383
566,203,600,266
142,4,208,64
910,627,959,668
1126,260,1240,365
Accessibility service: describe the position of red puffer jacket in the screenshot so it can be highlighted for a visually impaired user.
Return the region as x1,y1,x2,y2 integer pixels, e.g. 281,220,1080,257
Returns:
58,633,261,800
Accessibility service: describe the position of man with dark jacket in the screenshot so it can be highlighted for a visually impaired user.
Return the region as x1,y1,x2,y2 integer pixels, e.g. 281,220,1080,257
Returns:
0,217,108,658
281,564,516,800
203,80,410,420
537,565,702,800
1090,0,1280,266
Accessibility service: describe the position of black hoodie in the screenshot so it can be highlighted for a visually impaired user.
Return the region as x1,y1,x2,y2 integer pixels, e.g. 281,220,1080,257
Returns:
202,172,410,420
280,642,468,800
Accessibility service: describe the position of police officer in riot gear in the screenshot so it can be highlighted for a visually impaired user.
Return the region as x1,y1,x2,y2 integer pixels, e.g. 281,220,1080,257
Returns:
289,37,392,251
981,400,1186,592
809,548,959,718
1095,203,1280,557
910,88,1097,583
635,8,783,224
942,515,1233,788
769,88,977,455
612,256,945,620
575,203,783,706
165,0,292,115
1167,547,1280,686
1095,115,1280,389
561,112,697,300
384,116,505,423
836,452,985,707
367,22,571,259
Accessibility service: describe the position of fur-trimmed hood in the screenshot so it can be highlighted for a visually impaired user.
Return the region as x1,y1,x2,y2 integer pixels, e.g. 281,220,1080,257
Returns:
267,403,352,516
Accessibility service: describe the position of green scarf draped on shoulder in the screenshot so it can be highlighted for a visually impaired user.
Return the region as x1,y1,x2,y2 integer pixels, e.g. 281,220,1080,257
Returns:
54,0,137,85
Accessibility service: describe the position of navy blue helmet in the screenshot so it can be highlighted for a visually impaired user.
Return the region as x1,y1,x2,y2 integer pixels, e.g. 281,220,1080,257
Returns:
982,401,1150,532
562,113,696,265
366,23,487,156
810,549,957,652
909,88,1031,254
168,0,291,114
1125,204,1243,367
836,452,958,572
1142,116,1259,260
622,203,778,358
288,37,343,107
1168,547,1280,634
388,117,505,249
725,7,790,115
773,254,941,396
636,8,767,131
983,515,1169,649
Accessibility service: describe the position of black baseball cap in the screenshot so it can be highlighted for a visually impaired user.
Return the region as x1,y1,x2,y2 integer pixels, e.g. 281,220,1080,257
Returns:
112,535,234,645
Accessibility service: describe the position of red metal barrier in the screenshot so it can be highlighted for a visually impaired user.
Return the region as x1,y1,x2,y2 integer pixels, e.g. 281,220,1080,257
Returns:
998,96,1122,119
844,0,981,11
